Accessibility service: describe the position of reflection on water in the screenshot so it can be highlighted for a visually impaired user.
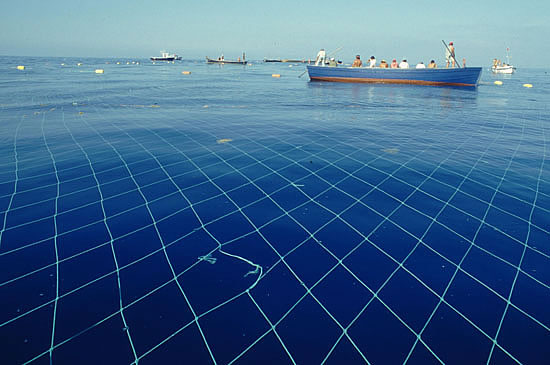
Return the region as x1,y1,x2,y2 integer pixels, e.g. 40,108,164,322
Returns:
307,80,478,110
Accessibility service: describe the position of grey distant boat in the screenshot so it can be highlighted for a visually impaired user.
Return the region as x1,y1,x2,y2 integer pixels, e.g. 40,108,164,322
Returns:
206,53,247,65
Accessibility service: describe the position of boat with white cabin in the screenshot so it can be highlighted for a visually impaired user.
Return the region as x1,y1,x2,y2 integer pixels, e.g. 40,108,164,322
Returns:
151,51,182,61
491,64,515,74
491,48,515,74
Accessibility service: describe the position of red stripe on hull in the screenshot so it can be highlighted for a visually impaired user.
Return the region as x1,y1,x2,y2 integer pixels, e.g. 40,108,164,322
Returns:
310,76,475,87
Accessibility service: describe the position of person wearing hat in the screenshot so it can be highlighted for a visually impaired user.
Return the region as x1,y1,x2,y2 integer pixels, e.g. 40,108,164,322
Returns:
390,59,398,68
352,55,363,67
446,41,456,68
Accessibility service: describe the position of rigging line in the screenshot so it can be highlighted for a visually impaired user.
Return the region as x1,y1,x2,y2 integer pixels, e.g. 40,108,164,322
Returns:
0,116,24,248
486,111,547,364
66,108,139,363
40,109,61,365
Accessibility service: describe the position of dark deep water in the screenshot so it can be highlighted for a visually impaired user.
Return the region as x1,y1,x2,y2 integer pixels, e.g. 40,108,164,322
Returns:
0,56,549,364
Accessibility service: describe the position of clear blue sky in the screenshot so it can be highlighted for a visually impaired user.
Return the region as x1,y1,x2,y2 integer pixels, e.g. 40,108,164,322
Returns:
1,0,548,67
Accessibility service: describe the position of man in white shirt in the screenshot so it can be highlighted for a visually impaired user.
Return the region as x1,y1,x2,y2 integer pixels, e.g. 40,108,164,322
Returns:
399,59,409,68
368,56,376,68
315,49,326,66
416,62,426,69
445,42,456,68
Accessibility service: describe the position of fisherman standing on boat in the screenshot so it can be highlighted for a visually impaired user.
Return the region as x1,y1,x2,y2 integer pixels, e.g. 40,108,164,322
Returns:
315,49,326,66
446,42,456,68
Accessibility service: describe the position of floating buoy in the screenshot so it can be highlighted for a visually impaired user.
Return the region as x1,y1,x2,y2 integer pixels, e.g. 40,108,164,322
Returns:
382,148,399,154
523,83,533,88
272,74,281,78
95,69,104,74
16,65,25,70
494,80,503,85
182,71,191,75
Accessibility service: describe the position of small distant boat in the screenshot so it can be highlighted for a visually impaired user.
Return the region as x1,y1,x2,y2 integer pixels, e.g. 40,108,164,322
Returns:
306,66,483,87
206,53,247,65
491,48,515,74
264,59,308,63
150,51,181,61
491,64,515,74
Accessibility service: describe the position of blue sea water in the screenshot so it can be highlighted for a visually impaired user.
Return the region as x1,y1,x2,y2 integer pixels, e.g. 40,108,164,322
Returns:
0,56,549,364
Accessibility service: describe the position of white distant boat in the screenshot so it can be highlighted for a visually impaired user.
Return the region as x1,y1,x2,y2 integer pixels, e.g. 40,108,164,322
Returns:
491,48,515,74
491,64,515,74
150,51,182,61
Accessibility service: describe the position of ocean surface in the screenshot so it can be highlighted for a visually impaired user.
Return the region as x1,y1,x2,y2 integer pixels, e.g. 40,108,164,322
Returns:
0,56,548,365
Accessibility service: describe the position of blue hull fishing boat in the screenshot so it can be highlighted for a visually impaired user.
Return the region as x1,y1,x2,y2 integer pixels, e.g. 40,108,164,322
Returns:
307,65,482,87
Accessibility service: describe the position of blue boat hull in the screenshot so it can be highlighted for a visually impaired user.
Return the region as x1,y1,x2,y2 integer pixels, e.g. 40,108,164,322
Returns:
307,65,482,87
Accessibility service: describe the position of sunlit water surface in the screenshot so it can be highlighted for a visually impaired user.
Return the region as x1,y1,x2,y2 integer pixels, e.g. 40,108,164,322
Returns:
0,56,549,364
